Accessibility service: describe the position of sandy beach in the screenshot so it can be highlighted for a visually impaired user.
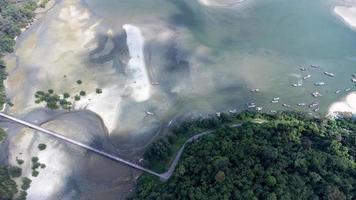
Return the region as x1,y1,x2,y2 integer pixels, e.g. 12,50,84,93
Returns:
328,92,356,118
334,6,356,29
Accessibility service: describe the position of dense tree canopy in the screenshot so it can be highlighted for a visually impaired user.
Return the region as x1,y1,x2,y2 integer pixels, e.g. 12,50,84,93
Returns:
0,0,37,107
133,112,356,200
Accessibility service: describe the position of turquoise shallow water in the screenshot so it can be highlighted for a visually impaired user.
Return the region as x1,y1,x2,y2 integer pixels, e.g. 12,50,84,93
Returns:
3,1,355,199
83,0,356,115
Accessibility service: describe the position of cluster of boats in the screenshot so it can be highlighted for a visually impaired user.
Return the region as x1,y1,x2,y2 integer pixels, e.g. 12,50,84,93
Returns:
243,65,354,114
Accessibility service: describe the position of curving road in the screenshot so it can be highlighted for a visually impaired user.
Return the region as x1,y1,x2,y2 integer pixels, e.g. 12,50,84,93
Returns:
0,112,241,181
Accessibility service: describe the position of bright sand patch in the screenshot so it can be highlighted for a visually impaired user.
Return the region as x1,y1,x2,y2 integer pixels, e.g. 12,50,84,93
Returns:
74,86,121,133
9,129,73,200
334,6,356,29
123,24,151,102
197,0,246,7
328,92,356,117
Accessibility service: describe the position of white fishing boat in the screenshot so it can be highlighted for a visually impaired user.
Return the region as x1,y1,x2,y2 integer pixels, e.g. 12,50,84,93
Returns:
309,102,319,108
250,88,260,92
145,111,154,116
335,90,341,94
303,75,311,80
229,109,237,114
256,107,263,111
311,92,322,97
297,103,306,106
314,82,325,86
282,104,291,108
292,83,302,87
247,103,256,108
324,72,335,77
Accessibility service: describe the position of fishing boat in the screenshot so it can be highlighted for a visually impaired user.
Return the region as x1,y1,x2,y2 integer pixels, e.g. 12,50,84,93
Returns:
303,75,311,80
282,104,291,108
314,82,325,86
145,111,154,116
352,78,356,83
309,102,319,108
250,88,260,92
256,107,263,111
345,88,351,92
300,67,307,71
151,81,160,85
311,92,322,97
292,83,302,87
271,100,279,103
311,65,320,68
247,103,256,108
229,109,237,114
335,90,341,94
270,110,277,114
273,97,280,101
324,72,335,77
297,103,306,106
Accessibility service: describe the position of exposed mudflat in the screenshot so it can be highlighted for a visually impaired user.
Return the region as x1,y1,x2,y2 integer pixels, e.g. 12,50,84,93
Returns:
2,0,356,199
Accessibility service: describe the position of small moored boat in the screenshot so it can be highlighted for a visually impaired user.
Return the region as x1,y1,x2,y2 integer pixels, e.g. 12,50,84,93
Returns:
311,92,322,97
314,82,325,86
303,75,311,80
256,107,263,111
324,72,335,77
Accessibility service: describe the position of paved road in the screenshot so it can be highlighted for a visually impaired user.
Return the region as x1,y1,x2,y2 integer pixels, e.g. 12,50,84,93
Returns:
0,112,242,181
160,123,242,180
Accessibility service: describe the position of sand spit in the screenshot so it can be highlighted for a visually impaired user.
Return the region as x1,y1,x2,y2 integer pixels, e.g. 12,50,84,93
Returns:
198,0,246,7
328,91,356,118
123,24,151,102
334,6,356,29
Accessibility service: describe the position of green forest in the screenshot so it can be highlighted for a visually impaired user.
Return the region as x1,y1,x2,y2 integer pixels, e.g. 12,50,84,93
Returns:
0,1,37,199
133,112,356,200
0,0,37,106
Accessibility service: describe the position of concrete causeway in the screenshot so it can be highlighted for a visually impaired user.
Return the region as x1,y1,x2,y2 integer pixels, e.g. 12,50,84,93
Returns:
0,112,242,181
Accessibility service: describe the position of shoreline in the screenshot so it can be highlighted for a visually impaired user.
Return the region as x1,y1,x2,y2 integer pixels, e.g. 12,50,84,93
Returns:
327,92,356,118
334,5,356,30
